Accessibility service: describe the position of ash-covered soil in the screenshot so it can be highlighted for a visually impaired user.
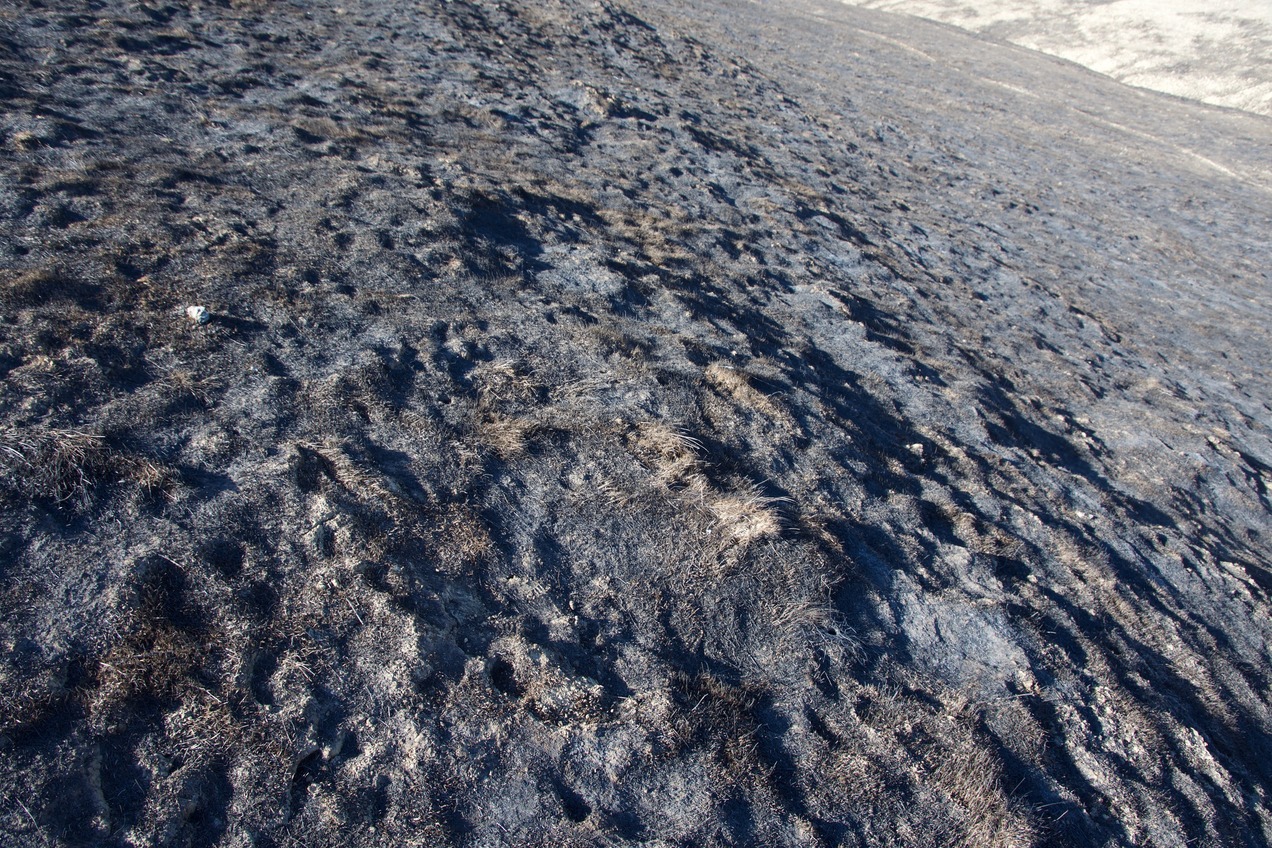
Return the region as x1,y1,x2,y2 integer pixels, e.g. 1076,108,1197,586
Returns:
1,0,1270,845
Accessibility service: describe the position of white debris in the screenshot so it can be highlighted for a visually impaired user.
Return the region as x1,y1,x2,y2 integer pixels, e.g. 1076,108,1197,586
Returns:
185,305,211,325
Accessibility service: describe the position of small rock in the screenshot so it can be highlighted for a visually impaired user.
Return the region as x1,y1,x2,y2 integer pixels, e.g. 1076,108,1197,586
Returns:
185,305,211,325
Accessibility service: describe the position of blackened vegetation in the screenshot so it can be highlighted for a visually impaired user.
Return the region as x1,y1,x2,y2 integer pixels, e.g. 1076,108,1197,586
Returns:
1,0,1270,845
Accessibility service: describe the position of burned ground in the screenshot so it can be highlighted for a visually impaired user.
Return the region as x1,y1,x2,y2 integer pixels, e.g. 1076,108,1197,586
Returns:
0,0,1270,845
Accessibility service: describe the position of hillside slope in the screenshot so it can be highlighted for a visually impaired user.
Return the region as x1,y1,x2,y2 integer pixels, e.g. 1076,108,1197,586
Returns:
833,0,1272,117
1,0,1270,845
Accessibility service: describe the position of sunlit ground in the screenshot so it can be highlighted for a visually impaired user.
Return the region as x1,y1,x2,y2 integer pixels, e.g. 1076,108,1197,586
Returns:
835,0,1272,115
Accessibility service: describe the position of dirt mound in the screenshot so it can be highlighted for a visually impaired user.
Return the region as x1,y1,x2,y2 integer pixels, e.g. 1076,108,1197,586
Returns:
1,0,1269,845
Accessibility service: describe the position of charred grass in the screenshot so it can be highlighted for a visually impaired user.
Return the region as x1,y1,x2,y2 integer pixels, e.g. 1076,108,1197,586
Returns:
0,0,1269,844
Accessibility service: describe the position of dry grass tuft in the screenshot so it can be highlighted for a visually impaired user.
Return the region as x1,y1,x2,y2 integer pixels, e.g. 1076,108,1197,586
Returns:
129,456,176,500
670,671,766,767
598,205,696,267
772,600,864,661
158,690,243,761
475,359,542,409
705,362,782,417
157,369,222,406
295,440,408,502
10,130,41,151
0,427,172,506
594,474,642,509
631,422,707,490
4,268,59,306
705,487,783,548
91,626,203,725
479,415,538,460
0,427,108,505
434,505,495,573
848,683,1035,848
628,421,785,569
928,742,1034,848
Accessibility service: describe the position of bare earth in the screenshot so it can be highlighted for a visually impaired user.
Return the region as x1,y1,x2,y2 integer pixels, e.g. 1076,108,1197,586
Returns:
1,0,1270,846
